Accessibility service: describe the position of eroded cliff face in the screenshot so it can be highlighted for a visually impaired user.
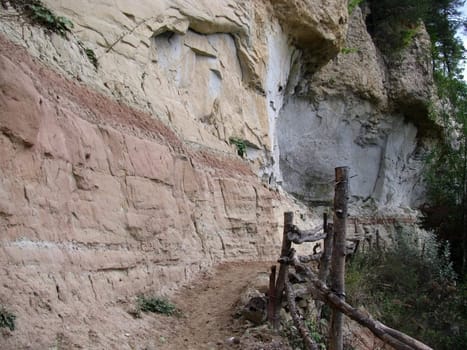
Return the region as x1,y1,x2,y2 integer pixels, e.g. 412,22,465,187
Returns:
0,1,437,348
277,7,436,211
0,34,289,349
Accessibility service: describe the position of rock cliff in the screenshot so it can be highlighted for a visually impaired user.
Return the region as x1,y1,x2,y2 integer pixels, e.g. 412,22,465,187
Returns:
0,1,437,348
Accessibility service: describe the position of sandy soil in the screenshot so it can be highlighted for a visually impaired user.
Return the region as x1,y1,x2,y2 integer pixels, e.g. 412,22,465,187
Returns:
156,261,284,350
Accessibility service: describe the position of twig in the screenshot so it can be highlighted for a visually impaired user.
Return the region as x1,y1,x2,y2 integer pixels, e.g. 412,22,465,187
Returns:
288,225,326,244
285,281,319,350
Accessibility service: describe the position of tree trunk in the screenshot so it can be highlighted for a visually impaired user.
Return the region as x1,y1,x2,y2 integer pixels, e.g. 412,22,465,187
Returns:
272,212,294,329
329,167,349,350
462,135,467,275
267,265,276,324
316,214,333,321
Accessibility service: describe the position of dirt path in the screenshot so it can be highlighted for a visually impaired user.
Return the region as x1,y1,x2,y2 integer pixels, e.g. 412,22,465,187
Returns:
159,261,274,350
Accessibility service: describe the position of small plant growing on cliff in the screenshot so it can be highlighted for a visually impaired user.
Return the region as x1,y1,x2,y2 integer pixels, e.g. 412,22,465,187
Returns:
348,0,363,14
136,295,179,317
229,137,247,158
9,0,73,36
341,47,358,55
84,48,98,69
0,306,16,331
7,1,99,69
401,27,418,48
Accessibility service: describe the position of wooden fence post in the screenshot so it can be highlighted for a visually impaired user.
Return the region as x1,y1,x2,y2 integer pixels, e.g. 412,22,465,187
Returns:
272,211,294,329
267,265,276,324
316,213,334,321
329,167,349,350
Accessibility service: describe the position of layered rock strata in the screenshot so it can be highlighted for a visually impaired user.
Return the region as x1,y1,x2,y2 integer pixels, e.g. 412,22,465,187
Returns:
0,34,289,349
0,1,440,348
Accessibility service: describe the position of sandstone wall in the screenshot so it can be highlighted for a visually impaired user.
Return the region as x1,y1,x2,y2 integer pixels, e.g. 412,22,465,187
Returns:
0,34,294,349
1,0,346,165
0,1,434,210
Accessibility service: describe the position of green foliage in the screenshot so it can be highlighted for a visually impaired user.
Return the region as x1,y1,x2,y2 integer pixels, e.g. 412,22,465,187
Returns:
9,0,74,36
136,295,179,317
340,47,358,54
423,58,467,275
367,0,466,63
348,0,363,14
425,0,466,76
229,137,247,158
282,319,326,350
85,48,98,69
401,27,418,48
8,1,99,69
346,229,467,349
0,306,16,331
366,0,428,52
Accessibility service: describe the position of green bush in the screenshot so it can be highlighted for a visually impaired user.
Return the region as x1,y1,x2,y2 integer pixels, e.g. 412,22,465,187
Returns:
136,295,179,316
282,319,326,350
340,47,358,55
27,2,73,35
85,48,98,69
0,306,16,331
8,1,98,69
346,229,467,349
9,0,73,36
229,137,247,158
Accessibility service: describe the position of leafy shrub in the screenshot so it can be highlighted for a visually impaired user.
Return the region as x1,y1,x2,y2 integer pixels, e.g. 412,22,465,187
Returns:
85,48,98,69
136,295,179,316
282,319,326,350
401,27,418,48
229,137,247,158
346,229,467,349
27,3,73,35
0,306,16,331
8,1,98,68
9,0,73,36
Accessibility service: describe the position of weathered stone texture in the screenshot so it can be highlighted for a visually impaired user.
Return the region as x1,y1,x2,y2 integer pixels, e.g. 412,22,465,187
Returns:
0,1,438,348
277,7,433,210
0,35,293,349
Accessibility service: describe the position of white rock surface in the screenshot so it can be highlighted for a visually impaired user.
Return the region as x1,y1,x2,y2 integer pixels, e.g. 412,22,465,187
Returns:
276,7,433,210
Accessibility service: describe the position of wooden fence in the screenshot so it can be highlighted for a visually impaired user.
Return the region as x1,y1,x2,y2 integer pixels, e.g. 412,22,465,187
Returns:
266,167,433,350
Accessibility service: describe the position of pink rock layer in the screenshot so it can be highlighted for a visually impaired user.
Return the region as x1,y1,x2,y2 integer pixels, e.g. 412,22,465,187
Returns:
0,34,281,349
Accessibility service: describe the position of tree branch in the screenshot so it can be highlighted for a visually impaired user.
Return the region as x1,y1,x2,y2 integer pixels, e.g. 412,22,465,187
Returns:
285,281,319,350
294,261,433,350
288,225,326,244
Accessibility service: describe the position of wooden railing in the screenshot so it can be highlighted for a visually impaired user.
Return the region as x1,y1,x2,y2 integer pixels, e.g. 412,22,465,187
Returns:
266,167,433,350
